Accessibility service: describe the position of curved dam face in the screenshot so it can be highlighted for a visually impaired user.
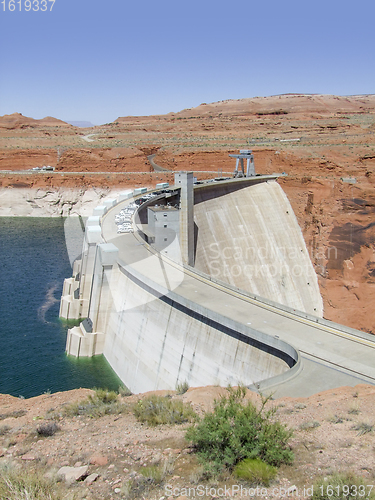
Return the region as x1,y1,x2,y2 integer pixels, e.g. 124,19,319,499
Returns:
194,180,323,316
60,178,300,394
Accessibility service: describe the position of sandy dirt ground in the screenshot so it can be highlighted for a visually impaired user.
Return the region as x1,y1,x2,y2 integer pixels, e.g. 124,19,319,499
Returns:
1,385,375,499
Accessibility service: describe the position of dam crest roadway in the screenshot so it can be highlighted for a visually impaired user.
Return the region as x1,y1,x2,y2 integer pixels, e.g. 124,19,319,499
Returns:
60,174,375,397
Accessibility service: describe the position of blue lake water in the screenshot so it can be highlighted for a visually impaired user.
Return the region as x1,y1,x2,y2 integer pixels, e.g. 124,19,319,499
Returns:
0,217,122,398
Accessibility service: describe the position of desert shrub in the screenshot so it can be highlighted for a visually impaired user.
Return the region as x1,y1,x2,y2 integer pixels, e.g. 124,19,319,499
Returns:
351,421,373,436
312,473,375,500
0,468,62,500
348,403,360,415
121,461,172,499
0,410,27,420
185,386,293,476
133,395,196,426
60,402,80,418
328,415,344,424
118,385,133,397
36,422,60,437
189,466,206,485
175,381,189,395
234,458,277,486
62,388,127,418
299,421,321,430
161,456,175,476
91,388,118,404
139,465,164,484
0,425,11,436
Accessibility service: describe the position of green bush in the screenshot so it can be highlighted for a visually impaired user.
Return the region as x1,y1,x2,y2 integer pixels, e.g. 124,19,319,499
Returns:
185,386,293,475
312,473,375,500
234,458,277,486
133,395,196,426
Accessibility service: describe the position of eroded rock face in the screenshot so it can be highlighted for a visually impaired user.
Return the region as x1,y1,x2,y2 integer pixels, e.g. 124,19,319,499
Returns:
281,178,375,334
0,187,118,217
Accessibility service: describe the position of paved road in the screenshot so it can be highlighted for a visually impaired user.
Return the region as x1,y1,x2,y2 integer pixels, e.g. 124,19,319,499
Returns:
81,134,97,143
147,154,169,172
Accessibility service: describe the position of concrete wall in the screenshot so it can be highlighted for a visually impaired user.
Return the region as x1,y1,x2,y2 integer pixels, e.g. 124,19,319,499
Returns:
100,262,294,393
194,180,323,316
147,206,180,252
60,178,301,393
175,172,194,266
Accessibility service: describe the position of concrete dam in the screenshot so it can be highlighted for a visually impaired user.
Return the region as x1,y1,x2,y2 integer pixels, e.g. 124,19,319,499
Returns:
60,174,375,397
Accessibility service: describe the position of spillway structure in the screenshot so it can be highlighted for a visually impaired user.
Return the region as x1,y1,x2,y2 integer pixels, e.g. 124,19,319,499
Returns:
60,173,375,397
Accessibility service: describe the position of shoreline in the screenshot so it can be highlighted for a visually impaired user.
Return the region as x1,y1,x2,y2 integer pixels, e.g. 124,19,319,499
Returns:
0,187,129,217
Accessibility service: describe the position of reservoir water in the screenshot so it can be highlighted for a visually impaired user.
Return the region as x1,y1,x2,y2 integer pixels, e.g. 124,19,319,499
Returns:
0,217,122,398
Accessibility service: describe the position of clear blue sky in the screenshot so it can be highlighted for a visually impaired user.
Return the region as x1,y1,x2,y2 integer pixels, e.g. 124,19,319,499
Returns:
0,0,374,125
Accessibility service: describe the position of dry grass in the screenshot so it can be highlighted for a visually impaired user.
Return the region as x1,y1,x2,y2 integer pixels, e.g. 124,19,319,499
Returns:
0,410,27,420
175,381,189,395
299,421,321,431
133,395,196,426
0,467,63,500
351,421,374,436
53,389,128,419
312,472,375,500
120,459,175,500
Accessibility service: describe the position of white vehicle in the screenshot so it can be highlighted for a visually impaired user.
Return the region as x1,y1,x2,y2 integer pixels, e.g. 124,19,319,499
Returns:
115,203,137,233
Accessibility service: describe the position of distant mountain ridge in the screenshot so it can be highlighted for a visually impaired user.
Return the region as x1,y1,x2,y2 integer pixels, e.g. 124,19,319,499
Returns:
65,120,96,128
0,113,71,130
112,94,375,123
3,94,375,129
170,94,375,119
